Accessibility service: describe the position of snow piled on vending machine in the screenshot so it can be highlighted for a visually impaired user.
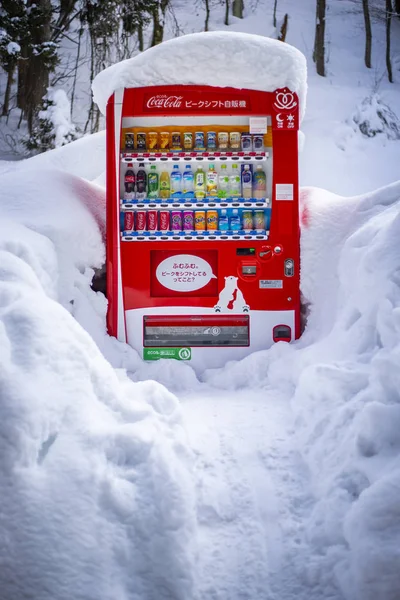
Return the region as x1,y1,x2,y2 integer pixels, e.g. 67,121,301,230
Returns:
92,31,307,118
0,165,198,600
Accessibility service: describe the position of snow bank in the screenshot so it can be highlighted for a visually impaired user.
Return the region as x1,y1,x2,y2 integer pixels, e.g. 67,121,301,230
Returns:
0,168,105,306
0,170,197,600
204,180,400,600
92,31,307,118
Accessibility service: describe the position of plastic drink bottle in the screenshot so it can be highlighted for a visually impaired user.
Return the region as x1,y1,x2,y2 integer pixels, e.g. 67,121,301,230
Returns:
253,165,266,199
219,209,229,231
230,209,241,231
124,163,135,200
242,164,252,198
183,165,194,198
218,164,230,198
159,170,170,199
206,163,218,197
170,164,182,198
230,163,241,198
147,165,159,199
136,163,146,200
195,166,206,200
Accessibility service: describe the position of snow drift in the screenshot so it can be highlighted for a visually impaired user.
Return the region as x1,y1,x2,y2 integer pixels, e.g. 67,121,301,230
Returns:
205,180,400,600
92,31,307,118
0,168,197,600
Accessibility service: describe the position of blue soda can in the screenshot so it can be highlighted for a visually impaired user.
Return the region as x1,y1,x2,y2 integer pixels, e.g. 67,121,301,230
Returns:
195,131,205,150
207,131,217,150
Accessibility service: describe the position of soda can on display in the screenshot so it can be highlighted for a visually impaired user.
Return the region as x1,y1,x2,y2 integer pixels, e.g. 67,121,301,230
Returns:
171,132,182,150
218,132,229,150
206,210,218,231
148,132,158,151
123,211,134,234
171,211,183,231
241,134,252,152
242,210,254,230
159,210,170,232
183,132,193,150
183,210,194,231
147,210,158,232
252,135,264,151
229,132,241,150
136,132,147,150
125,133,134,149
194,210,206,232
159,132,170,150
194,131,205,150
253,210,266,232
207,132,217,151
135,210,146,232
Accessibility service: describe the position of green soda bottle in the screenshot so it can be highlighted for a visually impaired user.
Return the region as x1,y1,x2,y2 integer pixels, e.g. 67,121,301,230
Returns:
147,165,159,199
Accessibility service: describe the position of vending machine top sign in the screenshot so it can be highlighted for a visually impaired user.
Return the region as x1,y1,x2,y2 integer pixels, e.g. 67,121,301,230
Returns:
96,32,307,371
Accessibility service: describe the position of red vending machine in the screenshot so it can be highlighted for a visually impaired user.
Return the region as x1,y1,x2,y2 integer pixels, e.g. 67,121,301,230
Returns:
106,84,300,369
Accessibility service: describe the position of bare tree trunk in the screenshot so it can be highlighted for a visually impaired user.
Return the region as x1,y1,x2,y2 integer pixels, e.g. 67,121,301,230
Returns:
204,0,210,30
151,0,169,47
138,22,144,51
25,0,53,134
70,27,82,118
313,0,326,77
273,0,278,27
17,46,28,112
2,65,15,116
278,13,288,42
386,0,393,82
232,0,243,18
362,0,372,68
224,0,229,26
395,0,400,15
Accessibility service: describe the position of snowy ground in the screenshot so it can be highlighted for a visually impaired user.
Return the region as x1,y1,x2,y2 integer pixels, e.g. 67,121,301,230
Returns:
1,1,400,600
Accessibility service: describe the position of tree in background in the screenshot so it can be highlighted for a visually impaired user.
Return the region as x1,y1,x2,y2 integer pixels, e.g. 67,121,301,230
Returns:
362,0,372,68
313,0,326,76
386,0,393,82
232,0,244,18
150,0,170,47
25,86,79,152
0,1,22,117
273,0,278,27
18,0,59,134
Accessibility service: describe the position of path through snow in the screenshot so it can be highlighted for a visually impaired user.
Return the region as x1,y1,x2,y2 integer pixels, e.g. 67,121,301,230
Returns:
180,387,345,600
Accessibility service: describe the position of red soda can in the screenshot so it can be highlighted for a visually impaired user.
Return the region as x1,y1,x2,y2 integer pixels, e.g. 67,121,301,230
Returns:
159,210,170,231
147,210,158,232
124,211,134,233
135,210,146,231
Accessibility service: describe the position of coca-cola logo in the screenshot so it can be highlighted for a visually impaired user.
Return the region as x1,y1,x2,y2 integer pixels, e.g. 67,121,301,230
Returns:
146,95,183,109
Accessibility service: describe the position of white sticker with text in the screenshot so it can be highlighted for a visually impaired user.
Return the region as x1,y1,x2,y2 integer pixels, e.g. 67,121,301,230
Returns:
276,183,294,201
156,254,217,292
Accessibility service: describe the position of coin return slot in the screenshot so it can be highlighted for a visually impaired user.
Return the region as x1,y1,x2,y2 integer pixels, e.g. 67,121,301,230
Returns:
242,265,257,275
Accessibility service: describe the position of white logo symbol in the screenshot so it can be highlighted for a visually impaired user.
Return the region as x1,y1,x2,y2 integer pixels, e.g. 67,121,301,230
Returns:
274,91,297,111
211,327,221,336
146,95,183,109
178,348,191,360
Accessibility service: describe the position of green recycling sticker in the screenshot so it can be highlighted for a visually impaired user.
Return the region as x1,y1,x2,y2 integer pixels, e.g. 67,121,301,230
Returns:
143,347,192,361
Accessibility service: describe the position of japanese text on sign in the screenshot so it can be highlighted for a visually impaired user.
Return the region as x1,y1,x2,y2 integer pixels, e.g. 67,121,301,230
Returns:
144,94,250,112
156,255,217,292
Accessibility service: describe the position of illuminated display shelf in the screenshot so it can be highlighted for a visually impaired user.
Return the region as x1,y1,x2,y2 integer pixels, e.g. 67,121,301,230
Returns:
120,198,270,210
120,151,269,163
120,231,270,242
